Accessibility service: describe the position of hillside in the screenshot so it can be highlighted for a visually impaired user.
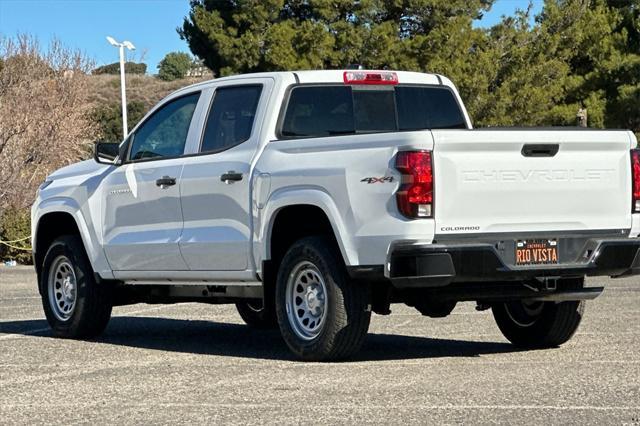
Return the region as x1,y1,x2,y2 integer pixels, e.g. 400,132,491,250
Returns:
87,73,209,114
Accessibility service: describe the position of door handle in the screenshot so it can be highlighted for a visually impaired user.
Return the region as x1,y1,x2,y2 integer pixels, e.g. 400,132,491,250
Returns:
155,176,177,188
521,144,559,157
221,171,243,183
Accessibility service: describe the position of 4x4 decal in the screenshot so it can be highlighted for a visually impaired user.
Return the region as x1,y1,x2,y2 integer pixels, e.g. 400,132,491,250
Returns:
361,176,394,184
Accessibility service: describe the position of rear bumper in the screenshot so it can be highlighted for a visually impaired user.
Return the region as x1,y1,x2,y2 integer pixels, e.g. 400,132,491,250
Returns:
388,238,640,288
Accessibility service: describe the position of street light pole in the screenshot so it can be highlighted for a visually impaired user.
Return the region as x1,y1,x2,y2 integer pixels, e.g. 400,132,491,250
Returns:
118,43,128,138
106,36,135,140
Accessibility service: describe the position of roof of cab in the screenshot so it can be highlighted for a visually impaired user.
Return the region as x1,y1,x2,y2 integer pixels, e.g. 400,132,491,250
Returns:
293,70,446,86
174,69,452,95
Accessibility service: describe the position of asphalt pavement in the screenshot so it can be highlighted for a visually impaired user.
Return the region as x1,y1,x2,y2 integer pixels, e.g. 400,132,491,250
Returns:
1,265,639,425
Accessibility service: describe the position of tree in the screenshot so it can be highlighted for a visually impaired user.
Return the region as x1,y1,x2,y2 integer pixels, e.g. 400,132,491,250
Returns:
178,0,494,77
462,5,575,127
520,0,639,133
157,51,192,81
178,0,638,139
594,0,640,135
454,0,638,136
93,61,147,75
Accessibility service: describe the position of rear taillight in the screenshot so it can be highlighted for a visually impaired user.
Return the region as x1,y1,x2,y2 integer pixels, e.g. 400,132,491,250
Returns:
632,149,640,212
395,151,433,218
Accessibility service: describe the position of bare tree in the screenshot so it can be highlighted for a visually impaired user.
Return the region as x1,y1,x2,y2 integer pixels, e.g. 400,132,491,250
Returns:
0,34,96,211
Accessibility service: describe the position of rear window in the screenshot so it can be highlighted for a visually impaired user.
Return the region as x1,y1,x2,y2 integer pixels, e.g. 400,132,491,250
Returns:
280,85,466,138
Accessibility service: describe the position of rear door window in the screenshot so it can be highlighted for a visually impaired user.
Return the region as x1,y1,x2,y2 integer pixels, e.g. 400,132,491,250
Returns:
200,85,262,153
280,85,466,138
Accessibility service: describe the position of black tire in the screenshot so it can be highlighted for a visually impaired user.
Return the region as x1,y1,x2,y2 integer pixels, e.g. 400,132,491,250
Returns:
492,279,585,348
40,235,112,338
275,236,371,361
235,300,278,329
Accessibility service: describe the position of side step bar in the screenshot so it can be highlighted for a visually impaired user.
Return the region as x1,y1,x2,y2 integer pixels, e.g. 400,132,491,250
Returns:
112,284,263,306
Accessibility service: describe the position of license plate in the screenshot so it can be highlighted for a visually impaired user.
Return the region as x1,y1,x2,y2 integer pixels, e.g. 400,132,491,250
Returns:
515,239,558,266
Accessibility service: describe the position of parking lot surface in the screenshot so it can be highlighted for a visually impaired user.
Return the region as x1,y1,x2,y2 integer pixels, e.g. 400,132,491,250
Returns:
1,266,639,424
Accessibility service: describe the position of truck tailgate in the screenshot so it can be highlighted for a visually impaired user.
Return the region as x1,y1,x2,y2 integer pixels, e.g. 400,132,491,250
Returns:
432,130,634,236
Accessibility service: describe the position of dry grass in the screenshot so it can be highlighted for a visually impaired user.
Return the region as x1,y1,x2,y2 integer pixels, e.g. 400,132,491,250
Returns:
87,74,210,112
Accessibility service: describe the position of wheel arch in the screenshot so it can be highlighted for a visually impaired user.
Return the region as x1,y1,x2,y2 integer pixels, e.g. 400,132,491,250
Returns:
33,198,113,286
258,187,357,271
33,211,81,288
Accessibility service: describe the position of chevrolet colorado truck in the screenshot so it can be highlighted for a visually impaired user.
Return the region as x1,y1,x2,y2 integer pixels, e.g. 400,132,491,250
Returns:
32,70,640,361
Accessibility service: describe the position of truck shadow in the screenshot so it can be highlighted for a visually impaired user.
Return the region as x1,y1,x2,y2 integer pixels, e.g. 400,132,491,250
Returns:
0,316,519,362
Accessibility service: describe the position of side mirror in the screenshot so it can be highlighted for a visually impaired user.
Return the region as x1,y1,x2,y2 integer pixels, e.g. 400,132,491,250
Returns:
94,142,122,165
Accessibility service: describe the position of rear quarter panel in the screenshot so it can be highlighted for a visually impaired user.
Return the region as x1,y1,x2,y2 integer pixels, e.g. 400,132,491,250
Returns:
254,131,437,269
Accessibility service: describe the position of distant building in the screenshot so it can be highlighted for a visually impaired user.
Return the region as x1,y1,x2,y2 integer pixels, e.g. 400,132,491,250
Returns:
187,60,213,78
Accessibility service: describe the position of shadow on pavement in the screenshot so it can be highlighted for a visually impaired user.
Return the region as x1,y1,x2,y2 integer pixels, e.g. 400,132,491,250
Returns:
0,316,517,361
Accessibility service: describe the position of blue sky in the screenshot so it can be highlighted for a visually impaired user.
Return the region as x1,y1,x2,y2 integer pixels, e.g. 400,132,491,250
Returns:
0,0,544,74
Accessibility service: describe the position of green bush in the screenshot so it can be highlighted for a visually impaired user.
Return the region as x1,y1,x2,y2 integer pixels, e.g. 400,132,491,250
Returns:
90,101,147,143
157,52,192,81
0,207,32,265
93,61,147,75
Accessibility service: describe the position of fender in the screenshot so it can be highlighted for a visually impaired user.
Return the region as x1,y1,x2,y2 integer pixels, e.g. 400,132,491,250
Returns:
33,197,114,279
255,186,359,270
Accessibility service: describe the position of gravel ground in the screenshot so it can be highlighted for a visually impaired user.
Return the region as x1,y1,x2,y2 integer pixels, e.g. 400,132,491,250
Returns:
1,265,639,425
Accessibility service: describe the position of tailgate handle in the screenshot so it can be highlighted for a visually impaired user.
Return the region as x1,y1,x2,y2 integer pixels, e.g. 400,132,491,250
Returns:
521,144,559,157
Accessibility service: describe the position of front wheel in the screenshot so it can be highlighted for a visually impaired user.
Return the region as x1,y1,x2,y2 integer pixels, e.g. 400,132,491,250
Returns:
275,237,371,361
40,235,112,338
492,279,585,348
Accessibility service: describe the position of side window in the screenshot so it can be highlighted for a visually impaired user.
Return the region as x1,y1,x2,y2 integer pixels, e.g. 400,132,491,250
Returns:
281,86,354,138
200,85,262,153
395,86,466,130
128,93,200,161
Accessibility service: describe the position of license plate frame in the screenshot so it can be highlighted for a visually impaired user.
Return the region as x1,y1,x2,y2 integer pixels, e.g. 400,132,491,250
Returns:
515,239,559,266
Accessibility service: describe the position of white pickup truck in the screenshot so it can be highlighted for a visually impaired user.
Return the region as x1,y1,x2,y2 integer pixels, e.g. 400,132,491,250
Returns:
32,70,640,360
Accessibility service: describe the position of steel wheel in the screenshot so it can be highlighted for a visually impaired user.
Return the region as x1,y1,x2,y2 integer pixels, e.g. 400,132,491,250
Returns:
504,300,545,327
285,261,327,341
493,281,585,348
246,300,264,312
47,255,77,321
275,237,371,360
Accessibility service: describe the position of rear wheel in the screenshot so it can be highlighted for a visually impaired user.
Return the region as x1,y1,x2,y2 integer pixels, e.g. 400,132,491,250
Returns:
492,278,585,348
235,300,277,329
40,235,112,338
275,236,371,361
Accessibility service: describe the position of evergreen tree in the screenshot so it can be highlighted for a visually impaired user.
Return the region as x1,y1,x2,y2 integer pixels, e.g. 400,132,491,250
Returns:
179,0,639,137
178,0,494,76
